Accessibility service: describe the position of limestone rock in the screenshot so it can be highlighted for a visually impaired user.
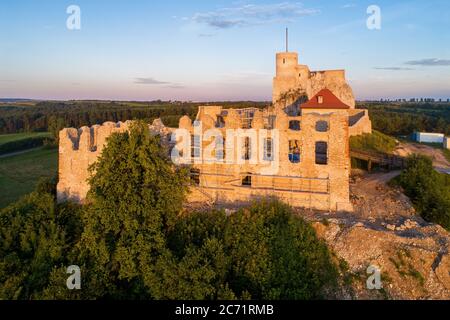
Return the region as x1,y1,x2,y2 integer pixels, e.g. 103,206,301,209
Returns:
312,221,450,299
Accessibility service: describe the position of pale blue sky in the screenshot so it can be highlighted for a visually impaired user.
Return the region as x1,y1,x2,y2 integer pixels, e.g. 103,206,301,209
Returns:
0,0,449,101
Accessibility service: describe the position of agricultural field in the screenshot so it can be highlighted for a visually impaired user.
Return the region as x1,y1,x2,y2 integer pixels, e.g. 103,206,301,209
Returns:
0,132,52,155
0,132,51,145
0,147,57,208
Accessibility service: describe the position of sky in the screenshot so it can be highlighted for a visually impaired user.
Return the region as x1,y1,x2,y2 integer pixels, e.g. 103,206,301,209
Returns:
0,0,449,101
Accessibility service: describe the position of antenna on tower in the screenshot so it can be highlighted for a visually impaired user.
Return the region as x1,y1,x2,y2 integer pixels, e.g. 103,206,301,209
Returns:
285,27,288,52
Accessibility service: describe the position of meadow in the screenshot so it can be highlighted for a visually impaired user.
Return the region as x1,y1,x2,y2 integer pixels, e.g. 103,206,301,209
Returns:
0,132,51,145
0,147,57,208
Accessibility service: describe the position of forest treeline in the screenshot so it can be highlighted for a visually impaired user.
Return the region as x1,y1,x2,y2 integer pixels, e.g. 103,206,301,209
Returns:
1,100,449,137
0,100,268,136
361,102,450,136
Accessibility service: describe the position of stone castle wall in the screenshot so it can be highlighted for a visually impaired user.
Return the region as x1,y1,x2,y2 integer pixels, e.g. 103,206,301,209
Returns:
348,109,372,136
56,120,172,203
57,106,354,211
181,106,352,211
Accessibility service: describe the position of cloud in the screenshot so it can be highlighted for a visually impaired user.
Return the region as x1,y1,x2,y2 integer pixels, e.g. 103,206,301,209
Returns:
198,33,216,37
405,58,450,66
341,4,356,9
374,67,414,71
134,77,185,89
191,2,319,29
166,84,186,89
134,77,170,85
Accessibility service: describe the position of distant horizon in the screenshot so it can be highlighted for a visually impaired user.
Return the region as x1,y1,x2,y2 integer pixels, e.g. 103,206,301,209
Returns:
1,96,450,104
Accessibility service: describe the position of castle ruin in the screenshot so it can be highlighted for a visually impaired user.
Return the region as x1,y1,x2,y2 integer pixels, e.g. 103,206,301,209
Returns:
57,49,372,211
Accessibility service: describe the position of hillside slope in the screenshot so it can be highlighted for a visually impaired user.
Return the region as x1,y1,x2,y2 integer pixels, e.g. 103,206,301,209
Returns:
304,171,450,299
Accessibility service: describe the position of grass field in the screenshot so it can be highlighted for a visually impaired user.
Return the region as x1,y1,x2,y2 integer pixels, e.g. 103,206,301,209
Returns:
349,130,398,154
0,147,57,208
0,132,51,145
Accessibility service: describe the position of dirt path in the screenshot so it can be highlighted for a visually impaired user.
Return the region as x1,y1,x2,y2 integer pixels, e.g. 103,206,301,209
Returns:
298,169,418,230
349,171,416,222
393,142,450,171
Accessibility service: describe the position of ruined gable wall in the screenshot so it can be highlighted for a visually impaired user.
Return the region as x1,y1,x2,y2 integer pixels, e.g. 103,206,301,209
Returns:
57,121,131,203
348,109,372,136
57,120,172,203
308,70,355,109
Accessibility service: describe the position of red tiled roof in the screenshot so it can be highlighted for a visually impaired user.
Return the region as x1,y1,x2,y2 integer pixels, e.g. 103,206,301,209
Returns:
301,89,350,109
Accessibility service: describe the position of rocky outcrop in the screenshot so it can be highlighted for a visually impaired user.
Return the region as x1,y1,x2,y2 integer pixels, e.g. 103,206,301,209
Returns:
313,219,450,299
302,170,450,299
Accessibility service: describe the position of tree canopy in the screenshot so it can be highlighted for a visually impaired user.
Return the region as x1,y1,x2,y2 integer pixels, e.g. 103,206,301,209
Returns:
393,154,450,230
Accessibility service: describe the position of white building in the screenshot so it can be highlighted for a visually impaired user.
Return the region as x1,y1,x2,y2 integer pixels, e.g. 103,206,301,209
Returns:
412,132,445,144
444,137,450,150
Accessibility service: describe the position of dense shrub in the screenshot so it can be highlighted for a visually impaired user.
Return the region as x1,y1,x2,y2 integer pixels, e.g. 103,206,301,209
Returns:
166,200,339,299
0,186,82,299
393,155,450,230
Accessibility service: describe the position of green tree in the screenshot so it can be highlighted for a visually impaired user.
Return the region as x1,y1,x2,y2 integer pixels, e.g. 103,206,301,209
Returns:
76,121,189,298
47,116,66,140
167,200,339,299
395,154,450,230
0,188,82,299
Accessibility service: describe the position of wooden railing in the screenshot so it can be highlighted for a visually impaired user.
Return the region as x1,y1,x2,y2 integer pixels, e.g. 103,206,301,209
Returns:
350,149,406,172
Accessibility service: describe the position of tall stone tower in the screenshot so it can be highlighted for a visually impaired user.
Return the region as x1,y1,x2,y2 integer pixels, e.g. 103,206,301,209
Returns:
272,51,311,105
272,38,356,108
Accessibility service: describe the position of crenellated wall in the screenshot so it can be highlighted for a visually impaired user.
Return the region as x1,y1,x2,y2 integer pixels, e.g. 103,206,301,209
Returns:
56,119,173,203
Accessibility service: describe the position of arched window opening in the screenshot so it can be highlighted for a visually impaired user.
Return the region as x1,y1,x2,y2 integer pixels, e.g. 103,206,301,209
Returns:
242,174,252,187
216,115,225,128
315,141,328,165
264,138,273,161
216,136,225,160
315,121,328,132
289,120,301,131
288,140,300,163
264,115,276,130
242,137,251,160
190,168,200,186
191,135,201,158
